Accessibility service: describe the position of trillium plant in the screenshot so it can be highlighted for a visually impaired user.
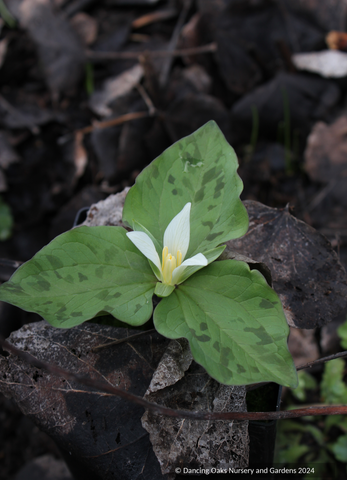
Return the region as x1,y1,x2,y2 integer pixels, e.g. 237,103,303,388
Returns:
0,121,298,388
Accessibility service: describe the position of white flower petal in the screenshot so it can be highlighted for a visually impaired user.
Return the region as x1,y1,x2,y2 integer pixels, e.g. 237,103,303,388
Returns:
180,253,208,267
126,231,161,271
163,202,191,260
171,253,207,285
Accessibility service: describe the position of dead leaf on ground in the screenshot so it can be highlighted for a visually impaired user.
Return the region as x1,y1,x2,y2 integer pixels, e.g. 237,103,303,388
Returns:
7,0,85,95
214,1,325,95
228,201,347,329
288,328,319,367
283,0,347,31
181,64,212,93
89,64,144,117
0,321,170,480
70,12,98,46
0,95,63,132
82,188,129,228
305,116,347,206
142,339,249,475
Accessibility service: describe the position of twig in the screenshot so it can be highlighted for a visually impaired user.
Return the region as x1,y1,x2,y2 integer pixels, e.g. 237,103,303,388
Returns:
1,335,347,421
58,108,156,144
86,43,217,62
0,258,23,269
307,181,337,212
296,349,347,372
91,329,156,353
132,8,177,30
159,0,192,86
77,111,152,135
136,83,156,116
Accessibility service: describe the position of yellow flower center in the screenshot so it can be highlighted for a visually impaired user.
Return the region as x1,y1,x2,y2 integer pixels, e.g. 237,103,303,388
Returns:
161,246,182,285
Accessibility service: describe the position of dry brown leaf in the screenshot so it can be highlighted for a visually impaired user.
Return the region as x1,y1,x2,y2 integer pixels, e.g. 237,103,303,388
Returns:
228,201,347,329
89,65,143,117
142,339,249,475
0,321,170,480
305,116,347,207
70,12,98,46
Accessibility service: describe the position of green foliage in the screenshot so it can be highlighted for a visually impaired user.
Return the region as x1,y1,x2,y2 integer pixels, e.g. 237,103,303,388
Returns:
291,370,317,402
0,196,13,240
0,226,156,327
122,120,249,257
321,358,347,404
276,319,347,478
329,434,347,463
154,260,297,387
0,121,297,387
275,419,334,479
275,420,313,464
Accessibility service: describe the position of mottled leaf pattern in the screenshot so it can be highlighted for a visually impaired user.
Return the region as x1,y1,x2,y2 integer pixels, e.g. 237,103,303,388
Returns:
0,121,298,388
122,121,248,257
154,260,298,387
0,226,156,327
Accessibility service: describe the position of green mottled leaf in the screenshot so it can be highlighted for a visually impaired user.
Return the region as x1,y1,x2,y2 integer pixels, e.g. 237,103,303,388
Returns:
0,226,156,328
154,259,298,387
122,121,248,257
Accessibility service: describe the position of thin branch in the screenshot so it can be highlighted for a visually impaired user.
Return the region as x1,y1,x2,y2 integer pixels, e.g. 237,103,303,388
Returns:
136,83,156,116
1,335,347,421
296,349,347,371
0,258,23,269
91,329,156,353
77,111,152,135
86,43,217,62
132,8,177,30
307,181,337,212
159,0,192,86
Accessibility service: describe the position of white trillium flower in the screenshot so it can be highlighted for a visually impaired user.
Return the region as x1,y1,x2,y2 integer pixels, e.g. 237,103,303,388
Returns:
126,203,207,287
